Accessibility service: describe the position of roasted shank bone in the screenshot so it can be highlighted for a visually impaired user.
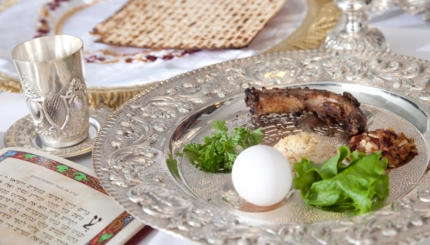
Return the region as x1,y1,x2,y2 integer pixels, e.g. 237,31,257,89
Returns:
244,87,367,136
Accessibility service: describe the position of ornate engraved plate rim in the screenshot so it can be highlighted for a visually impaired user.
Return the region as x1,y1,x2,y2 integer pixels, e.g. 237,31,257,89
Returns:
93,49,430,244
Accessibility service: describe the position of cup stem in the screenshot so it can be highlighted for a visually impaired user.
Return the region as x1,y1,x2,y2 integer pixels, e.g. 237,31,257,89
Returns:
321,0,389,51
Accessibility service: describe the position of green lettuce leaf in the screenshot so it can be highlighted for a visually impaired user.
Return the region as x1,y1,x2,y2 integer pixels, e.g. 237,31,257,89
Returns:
293,145,389,214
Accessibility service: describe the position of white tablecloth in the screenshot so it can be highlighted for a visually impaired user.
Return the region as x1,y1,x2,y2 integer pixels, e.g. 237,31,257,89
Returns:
1,5,429,245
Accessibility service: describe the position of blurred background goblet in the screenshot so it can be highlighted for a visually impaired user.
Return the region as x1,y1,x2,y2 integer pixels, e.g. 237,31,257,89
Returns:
321,0,390,51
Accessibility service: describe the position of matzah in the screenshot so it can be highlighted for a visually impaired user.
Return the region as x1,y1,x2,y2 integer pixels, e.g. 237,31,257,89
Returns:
93,0,286,49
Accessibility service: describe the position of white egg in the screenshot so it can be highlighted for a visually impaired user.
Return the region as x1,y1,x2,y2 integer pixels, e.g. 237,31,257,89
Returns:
232,144,292,207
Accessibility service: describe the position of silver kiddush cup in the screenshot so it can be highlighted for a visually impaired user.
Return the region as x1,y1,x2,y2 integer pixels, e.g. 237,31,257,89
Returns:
11,35,89,148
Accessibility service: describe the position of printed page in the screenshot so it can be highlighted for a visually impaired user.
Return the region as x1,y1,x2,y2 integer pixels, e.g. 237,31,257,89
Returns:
0,148,143,245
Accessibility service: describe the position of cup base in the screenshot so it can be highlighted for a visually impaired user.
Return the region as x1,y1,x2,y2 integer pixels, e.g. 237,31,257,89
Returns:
4,107,112,158
36,133,89,149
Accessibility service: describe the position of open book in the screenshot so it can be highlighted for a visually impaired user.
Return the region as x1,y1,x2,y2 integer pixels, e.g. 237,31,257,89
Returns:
0,147,144,244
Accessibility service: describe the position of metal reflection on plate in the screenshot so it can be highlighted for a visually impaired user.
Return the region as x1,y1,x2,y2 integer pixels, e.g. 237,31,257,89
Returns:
93,50,430,244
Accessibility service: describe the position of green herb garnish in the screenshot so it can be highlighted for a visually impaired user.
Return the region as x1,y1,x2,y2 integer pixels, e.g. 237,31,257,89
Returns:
293,145,389,214
182,120,263,173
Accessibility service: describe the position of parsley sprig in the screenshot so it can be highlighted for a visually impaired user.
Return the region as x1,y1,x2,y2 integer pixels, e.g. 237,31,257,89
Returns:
182,120,263,173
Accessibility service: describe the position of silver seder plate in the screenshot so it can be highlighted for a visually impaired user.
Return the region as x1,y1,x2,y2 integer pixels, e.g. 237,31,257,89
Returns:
93,50,430,244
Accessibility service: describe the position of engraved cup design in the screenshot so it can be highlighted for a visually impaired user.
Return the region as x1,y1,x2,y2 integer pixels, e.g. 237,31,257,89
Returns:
12,35,89,148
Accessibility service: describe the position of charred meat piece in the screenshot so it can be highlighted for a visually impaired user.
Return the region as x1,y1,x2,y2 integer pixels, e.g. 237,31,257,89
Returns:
349,128,418,169
244,87,367,136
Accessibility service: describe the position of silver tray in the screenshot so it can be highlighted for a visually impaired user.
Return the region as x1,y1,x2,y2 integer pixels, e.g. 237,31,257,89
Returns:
93,50,430,244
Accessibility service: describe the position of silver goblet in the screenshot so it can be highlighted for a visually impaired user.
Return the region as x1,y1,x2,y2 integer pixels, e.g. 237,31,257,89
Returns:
321,0,389,51
12,35,90,148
